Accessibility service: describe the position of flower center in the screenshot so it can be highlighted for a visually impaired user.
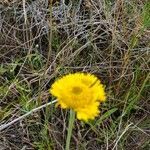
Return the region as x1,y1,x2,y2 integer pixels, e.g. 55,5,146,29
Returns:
72,86,82,94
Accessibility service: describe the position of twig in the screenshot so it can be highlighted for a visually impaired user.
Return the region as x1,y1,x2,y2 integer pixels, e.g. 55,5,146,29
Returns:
23,0,27,24
112,123,133,150
0,100,57,131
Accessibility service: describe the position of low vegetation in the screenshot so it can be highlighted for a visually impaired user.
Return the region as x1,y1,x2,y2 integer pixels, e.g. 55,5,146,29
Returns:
0,0,149,149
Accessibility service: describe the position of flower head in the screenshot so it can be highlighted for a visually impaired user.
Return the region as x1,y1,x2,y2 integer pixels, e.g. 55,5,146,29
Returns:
50,72,106,121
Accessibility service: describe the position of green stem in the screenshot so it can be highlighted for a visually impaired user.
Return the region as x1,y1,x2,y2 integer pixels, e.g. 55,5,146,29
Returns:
65,110,76,150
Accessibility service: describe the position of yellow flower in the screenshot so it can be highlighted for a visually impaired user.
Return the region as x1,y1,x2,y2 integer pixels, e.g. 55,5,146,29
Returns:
50,72,106,121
